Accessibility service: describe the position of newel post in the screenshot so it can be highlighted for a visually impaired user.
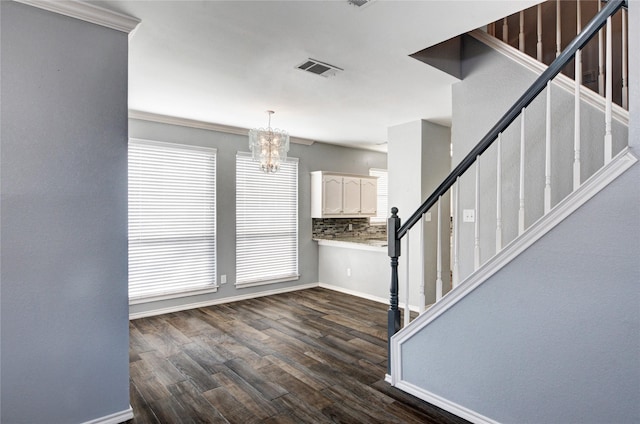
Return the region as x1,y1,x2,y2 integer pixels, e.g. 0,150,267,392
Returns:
387,207,401,374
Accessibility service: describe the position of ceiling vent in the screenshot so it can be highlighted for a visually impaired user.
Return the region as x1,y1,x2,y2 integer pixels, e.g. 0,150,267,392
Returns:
296,59,343,78
347,0,376,8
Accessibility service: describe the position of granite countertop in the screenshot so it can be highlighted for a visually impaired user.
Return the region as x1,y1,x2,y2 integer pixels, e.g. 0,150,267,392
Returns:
313,236,388,248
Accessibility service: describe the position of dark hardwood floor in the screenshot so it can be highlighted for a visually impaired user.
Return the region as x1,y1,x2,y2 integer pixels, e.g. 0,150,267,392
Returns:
127,287,469,423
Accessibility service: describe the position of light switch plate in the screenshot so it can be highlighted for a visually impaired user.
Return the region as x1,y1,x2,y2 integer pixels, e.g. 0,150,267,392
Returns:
220,274,227,284
463,209,475,223
425,212,432,222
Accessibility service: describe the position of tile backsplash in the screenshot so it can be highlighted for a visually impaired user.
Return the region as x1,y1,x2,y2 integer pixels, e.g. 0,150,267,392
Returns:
312,218,386,239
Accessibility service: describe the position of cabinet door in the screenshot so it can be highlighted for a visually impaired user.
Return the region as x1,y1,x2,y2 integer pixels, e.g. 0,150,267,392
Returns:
322,175,343,214
360,178,377,215
342,177,361,214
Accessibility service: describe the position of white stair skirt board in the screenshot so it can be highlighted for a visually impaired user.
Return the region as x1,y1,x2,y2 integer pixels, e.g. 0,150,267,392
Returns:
389,148,637,418
395,381,499,424
470,29,629,126
81,407,133,424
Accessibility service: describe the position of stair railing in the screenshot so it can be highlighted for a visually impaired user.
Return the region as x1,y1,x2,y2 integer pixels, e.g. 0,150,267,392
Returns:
489,0,629,109
386,0,627,373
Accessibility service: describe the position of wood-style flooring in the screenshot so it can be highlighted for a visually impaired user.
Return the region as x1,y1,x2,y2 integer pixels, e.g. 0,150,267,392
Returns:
127,287,469,424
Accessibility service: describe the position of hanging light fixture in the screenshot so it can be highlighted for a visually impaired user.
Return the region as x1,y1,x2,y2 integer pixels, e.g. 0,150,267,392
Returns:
248,110,290,173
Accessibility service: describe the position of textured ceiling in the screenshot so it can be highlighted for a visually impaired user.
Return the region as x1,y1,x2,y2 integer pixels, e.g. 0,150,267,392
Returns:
97,0,541,151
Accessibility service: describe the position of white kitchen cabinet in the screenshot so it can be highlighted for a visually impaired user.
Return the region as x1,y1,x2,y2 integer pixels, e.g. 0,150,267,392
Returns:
311,171,377,218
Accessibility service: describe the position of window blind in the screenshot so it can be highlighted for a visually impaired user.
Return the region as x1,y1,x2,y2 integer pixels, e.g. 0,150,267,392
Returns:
128,138,217,301
369,168,388,224
236,153,298,287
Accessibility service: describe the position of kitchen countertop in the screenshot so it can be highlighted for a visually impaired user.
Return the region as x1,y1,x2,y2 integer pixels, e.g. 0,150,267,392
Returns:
313,236,387,252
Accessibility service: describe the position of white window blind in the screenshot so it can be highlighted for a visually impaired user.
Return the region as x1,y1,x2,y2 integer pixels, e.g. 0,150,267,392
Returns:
370,168,388,224
236,153,298,287
128,138,217,301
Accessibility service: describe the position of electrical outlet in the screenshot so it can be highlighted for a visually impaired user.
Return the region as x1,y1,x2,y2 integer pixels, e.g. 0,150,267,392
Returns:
425,212,432,222
220,274,227,284
463,209,475,223
348,223,353,231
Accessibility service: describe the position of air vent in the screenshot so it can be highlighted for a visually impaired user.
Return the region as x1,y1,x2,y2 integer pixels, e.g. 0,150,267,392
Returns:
347,0,376,8
296,59,343,78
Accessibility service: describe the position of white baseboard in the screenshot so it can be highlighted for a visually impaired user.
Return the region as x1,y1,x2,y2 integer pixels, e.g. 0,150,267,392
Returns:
82,406,133,424
318,282,420,312
394,380,498,424
130,283,318,319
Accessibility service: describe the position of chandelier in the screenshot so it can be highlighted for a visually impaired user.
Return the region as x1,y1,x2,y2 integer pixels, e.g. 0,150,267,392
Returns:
248,110,290,173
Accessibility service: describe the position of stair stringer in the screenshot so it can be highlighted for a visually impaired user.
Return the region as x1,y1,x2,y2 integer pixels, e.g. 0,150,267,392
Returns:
389,147,638,424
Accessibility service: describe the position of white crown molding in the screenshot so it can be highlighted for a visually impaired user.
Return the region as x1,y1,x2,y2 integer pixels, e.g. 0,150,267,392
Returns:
81,406,134,424
390,147,637,385
14,0,140,34
129,110,316,146
470,29,629,126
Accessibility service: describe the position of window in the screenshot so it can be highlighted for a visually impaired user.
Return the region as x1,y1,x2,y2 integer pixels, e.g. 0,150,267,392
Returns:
236,153,298,287
128,139,217,302
369,168,388,225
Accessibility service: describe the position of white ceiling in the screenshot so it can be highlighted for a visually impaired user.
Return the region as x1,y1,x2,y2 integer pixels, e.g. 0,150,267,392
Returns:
97,0,540,151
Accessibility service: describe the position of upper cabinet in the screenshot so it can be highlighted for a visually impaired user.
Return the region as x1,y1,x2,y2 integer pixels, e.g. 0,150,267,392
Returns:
311,171,378,218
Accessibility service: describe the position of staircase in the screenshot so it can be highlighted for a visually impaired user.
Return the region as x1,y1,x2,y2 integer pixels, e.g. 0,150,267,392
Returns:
385,1,639,422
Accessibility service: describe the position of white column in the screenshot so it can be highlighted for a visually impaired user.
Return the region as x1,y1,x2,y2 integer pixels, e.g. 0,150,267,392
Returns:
556,0,562,57
419,218,425,314
545,81,552,214
573,49,582,192
503,17,509,43
435,198,443,301
496,133,503,253
519,108,526,236
537,4,543,62
452,179,460,287
474,157,481,270
622,8,628,110
605,16,613,163
598,0,605,96
519,10,525,52
404,232,411,327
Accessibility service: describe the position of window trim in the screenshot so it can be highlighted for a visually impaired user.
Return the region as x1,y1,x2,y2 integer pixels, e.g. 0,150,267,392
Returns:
369,168,388,225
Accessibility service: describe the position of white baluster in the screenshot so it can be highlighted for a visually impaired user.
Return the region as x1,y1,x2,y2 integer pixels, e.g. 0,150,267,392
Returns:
598,0,604,96
605,16,613,163
537,4,543,62
404,232,410,327
519,10,525,52
496,134,503,253
519,108,526,236
452,179,460,287
556,0,562,57
474,157,481,270
436,197,443,301
622,8,628,110
573,48,582,192
503,17,509,44
545,81,552,214
419,218,425,314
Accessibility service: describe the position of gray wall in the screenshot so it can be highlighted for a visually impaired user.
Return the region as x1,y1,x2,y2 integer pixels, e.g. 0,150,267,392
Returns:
400,3,639,422
128,118,387,316
1,2,130,423
318,244,388,301
452,34,629,282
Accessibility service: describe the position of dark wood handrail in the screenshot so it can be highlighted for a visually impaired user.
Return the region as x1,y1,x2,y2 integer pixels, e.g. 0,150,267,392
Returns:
395,0,626,240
